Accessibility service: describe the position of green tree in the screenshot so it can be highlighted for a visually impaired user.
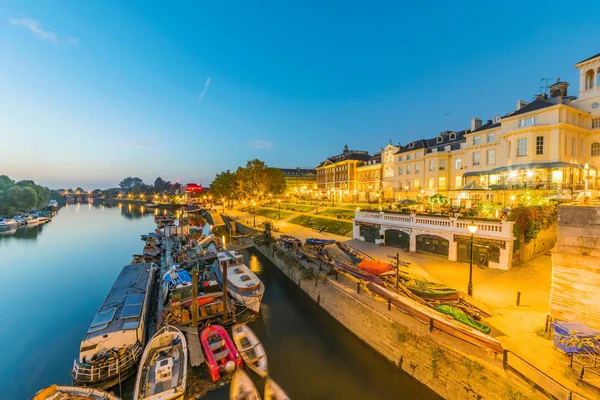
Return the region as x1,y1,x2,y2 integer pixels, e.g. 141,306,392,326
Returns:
210,170,239,204
0,175,15,190
236,159,285,199
265,167,286,195
119,177,144,190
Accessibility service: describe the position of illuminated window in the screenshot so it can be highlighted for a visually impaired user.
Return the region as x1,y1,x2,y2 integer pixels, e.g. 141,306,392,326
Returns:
438,177,446,190
414,179,420,189
429,160,435,171
439,159,446,170
487,149,495,165
592,142,600,156
428,177,435,189
455,158,462,170
473,151,480,166
455,176,462,188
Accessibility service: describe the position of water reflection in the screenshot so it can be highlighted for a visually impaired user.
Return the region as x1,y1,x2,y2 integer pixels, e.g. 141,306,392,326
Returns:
0,222,48,241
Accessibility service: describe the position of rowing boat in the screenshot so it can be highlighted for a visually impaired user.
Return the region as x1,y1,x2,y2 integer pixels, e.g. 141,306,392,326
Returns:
332,260,385,286
230,369,261,400
357,259,393,275
231,324,268,378
264,377,291,400
305,238,336,246
335,242,373,263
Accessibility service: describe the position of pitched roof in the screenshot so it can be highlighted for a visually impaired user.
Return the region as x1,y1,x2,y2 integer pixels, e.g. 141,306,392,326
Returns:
505,98,554,118
576,53,600,65
279,167,316,176
470,120,500,133
316,150,371,168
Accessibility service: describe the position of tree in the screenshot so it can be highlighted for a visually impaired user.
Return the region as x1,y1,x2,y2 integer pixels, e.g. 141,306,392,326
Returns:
119,177,144,190
210,170,239,203
0,175,15,190
153,177,171,193
265,167,286,195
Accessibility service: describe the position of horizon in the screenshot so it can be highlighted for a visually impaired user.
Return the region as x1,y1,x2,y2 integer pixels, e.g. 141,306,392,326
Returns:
1,1,599,190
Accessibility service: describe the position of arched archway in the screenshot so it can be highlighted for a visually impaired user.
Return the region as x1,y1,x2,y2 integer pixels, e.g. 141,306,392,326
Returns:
585,69,595,90
385,229,410,250
416,234,449,256
384,187,394,199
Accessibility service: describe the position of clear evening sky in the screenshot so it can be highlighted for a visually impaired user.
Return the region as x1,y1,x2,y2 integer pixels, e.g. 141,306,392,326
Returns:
1,1,599,190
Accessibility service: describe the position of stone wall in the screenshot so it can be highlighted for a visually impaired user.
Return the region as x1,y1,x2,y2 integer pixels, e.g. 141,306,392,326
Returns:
255,242,545,400
551,205,600,330
512,224,557,265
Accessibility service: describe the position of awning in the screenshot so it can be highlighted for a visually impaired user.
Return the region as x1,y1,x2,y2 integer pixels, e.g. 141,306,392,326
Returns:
463,162,589,177
460,181,488,190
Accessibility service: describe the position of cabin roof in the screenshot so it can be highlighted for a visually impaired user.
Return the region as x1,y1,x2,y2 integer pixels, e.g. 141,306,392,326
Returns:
83,263,154,341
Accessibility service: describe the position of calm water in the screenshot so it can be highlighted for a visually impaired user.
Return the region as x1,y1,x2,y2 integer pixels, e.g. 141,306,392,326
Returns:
0,204,438,400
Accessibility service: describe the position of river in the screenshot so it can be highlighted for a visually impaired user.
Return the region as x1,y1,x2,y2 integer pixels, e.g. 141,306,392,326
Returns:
0,203,439,400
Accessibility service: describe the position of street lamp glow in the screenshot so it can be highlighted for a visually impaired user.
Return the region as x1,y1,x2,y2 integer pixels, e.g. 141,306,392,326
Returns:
404,185,409,190
467,222,478,234
526,171,534,178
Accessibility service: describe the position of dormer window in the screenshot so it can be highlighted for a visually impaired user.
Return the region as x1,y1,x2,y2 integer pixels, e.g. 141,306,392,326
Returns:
436,136,443,143
493,116,501,124
449,133,456,140
409,142,414,148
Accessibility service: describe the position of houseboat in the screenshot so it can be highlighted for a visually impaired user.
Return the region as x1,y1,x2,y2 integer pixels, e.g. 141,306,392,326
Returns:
72,262,157,389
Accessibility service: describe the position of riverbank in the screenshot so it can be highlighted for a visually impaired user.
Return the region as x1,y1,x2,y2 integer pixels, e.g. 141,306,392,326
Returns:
223,211,593,400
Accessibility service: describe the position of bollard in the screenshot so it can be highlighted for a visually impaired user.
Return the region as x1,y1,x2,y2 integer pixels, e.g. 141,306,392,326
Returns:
357,282,360,294
317,294,321,305
335,271,338,281
388,299,391,311
516,291,521,306
429,318,434,333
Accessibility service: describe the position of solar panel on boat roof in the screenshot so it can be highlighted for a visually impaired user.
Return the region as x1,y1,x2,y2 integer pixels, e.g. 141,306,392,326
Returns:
90,308,117,328
122,304,142,319
125,294,144,305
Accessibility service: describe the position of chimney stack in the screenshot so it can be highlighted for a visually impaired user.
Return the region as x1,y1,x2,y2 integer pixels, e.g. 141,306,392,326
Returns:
516,100,529,110
549,79,569,104
471,117,482,132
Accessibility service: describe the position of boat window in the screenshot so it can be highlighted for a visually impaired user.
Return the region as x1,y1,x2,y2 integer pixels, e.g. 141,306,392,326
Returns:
240,275,251,282
88,323,109,334
125,294,144,306
122,304,142,319
89,307,117,329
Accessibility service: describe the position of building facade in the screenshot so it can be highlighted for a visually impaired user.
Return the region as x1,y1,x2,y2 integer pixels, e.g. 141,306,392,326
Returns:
377,53,600,206
279,168,316,194
316,145,371,201
356,153,382,202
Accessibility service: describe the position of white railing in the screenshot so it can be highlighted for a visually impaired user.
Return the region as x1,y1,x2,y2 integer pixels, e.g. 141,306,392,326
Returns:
72,343,142,384
355,211,513,240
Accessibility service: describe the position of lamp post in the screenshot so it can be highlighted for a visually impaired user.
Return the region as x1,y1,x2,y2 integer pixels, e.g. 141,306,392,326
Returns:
277,199,281,219
332,188,335,207
222,198,225,213
252,201,256,227
405,185,409,200
467,221,478,297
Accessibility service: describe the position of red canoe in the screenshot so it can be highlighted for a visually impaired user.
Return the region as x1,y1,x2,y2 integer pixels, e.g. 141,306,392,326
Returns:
200,325,243,382
357,259,393,275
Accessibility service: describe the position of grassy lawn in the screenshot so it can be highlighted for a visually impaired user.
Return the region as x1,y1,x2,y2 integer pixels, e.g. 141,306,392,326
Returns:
340,203,370,209
288,215,353,236
262,202,316,213
255,208,293,220
317,207,356,220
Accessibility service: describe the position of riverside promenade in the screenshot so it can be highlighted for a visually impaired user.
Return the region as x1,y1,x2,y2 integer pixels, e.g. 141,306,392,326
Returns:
222,206,593,400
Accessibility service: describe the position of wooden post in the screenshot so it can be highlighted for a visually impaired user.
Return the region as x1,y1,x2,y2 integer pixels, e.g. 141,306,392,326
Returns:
191,269,199,328
222,261,229,322
357,282,360,293
502,350,509,370
516,291,521,306
395,252,400,293
429,318,434,333
388,299,391,311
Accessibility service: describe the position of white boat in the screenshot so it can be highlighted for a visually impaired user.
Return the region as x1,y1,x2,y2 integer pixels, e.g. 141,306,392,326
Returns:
72,263,157,389
213,250,264,313
48,199,59,210
264,378,291,400
231,324,268,378
0,218,18,230
133,326,188,400
230,369,261,400
33,384,120,400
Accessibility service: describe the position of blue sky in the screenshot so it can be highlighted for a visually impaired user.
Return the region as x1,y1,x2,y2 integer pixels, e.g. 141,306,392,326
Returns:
1,1,599,189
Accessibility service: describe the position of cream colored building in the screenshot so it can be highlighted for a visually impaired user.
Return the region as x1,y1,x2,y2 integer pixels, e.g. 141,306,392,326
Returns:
356,153,382,202
379,53,600,206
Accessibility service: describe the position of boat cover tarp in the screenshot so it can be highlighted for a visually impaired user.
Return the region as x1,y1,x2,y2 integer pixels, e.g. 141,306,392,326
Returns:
164,269,192,288
434,305,491,334
357,259,393,275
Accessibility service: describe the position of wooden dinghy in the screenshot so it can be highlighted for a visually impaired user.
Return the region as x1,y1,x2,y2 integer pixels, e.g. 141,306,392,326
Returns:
357,259,393,276
133,325,188,400
229,369,261,400
146,236,161,246
264,377,291,400
33,385,120,400
231,324,268,378
335,242,373,264
332,259,385,286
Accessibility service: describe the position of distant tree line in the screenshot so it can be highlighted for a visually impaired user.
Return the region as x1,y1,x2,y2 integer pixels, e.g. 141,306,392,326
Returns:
0,175,50,216
117,176,181,195
210,159,286,205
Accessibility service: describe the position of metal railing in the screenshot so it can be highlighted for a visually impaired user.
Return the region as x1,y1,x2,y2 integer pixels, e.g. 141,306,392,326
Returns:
72,343,142,383
570,353,600,391
503,350,586,400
